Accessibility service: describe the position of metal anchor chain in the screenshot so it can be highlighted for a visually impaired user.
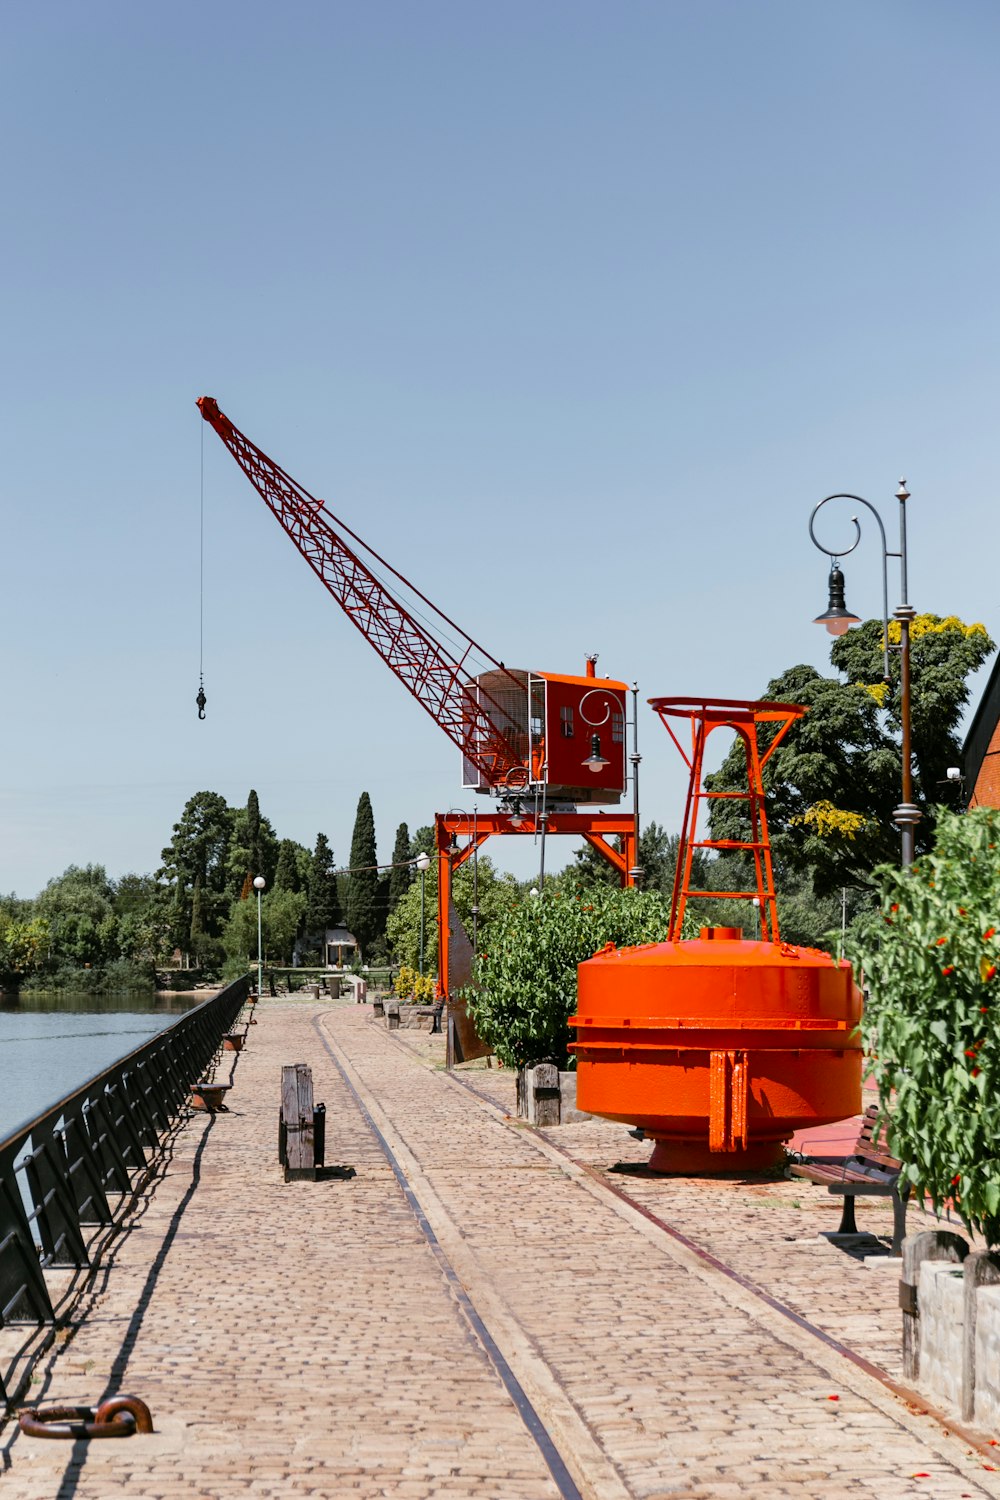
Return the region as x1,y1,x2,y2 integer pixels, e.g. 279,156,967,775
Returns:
18,1395,153,1440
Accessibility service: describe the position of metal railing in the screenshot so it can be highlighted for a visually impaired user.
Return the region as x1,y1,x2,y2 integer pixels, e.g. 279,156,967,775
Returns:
0,975,250,1408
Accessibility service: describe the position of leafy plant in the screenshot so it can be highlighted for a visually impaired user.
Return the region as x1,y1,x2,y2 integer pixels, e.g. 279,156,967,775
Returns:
468,885,671,1069
852,808,1000,1244
393,963,417,1000
0,915,50,985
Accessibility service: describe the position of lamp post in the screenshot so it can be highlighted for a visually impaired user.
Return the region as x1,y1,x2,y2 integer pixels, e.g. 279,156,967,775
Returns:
253,875,266,998
808,480,920,867
415,852,431,976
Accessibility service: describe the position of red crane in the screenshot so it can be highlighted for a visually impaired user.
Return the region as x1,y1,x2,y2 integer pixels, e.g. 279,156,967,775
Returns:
197,396,631,810
198,396,639,1040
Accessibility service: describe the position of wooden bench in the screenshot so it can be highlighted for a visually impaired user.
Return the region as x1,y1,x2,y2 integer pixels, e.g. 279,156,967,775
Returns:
190,1081,234,1113
789,1103,911,1254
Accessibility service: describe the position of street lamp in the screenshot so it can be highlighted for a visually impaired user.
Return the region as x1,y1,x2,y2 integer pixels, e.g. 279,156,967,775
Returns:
253,875,266,998
415,852,431,976
808,480,920,866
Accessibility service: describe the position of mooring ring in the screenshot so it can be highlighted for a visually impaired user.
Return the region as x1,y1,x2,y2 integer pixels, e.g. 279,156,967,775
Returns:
18,1395,153,1440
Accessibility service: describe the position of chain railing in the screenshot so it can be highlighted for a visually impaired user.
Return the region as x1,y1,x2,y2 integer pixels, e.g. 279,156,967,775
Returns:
0,974,251,1408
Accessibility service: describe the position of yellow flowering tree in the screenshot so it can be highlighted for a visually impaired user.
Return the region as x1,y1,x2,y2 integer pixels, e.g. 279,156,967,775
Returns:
706,614,993,898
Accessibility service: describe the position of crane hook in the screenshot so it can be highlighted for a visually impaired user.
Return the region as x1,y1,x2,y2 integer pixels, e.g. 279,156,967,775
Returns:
196,682,207,720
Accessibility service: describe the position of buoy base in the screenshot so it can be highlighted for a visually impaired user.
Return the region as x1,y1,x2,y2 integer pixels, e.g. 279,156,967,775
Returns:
646,1135,786,1175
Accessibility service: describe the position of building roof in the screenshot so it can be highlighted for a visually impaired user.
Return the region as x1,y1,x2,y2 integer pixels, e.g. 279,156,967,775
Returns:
324,926,357,945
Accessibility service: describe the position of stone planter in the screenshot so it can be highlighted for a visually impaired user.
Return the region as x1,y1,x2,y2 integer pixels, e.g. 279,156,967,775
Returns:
397,1004,442,1032
516,1066,591,1126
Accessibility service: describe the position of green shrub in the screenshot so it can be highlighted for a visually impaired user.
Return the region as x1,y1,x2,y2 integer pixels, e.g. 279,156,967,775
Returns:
393,963,416,999
853,808,1000,1243
468,886,671,1069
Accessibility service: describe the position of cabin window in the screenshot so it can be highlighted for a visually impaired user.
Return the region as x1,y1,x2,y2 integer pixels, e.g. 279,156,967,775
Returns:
612,711,625,744
560,706,574,738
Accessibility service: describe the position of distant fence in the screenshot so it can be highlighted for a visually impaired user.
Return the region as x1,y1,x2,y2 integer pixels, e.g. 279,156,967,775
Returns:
0,974,250,1409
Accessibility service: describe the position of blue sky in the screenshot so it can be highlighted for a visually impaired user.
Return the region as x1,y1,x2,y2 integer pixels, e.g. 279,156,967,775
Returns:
2,2,998,897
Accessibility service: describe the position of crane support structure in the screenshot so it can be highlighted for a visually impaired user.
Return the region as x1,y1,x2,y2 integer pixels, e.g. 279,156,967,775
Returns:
436,808,638,1065
197,397,525,788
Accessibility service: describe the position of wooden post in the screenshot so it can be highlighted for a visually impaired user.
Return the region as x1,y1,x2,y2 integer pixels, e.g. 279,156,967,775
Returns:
386,1001,400,1031
516,1064,561,1126
280,1063,316,1182
901,1229,968,1382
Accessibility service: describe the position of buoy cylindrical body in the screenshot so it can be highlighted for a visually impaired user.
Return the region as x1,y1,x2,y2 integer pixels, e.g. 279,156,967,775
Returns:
570,931,862,1173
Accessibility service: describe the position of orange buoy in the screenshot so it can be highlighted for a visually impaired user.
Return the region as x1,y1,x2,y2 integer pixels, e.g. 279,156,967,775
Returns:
570,697,863,1173
571,927,862,1172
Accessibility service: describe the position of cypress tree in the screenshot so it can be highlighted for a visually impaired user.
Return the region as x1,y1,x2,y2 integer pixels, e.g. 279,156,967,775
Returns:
274,839,301,893
246,790,262,878
305,833,342,937
387,822,413,914
345,792,379,959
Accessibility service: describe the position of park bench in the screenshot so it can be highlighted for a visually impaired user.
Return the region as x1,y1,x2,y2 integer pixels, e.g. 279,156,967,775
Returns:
189,1081,233,1113
789,1103,911,1255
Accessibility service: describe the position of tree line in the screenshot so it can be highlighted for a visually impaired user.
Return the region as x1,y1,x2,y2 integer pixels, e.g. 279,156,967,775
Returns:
0,790,432,991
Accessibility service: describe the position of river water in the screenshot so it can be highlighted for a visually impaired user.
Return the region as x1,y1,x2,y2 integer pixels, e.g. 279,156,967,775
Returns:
0,990,203,1143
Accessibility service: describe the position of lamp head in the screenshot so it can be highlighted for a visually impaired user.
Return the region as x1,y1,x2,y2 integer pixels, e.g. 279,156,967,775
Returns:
813,562,861,637
415,852,431,872
252,875,266,891
583,732,610,773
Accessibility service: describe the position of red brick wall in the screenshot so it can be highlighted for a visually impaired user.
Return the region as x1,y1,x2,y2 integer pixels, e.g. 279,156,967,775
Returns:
970,720,1000,809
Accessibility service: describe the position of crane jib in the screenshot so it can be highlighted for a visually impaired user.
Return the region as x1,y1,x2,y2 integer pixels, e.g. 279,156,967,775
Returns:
196,396,525,787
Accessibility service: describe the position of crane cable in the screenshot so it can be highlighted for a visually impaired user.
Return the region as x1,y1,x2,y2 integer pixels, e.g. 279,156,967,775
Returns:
196,422,207,720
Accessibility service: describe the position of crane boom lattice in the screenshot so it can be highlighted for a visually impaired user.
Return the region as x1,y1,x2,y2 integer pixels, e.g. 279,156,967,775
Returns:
197,397,524,787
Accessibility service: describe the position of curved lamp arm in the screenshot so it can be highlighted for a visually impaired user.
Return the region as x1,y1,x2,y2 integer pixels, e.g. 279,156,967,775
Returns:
808,493,891,681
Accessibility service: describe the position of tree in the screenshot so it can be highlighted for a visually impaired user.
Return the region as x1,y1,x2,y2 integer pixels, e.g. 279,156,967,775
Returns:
706,615,994,898
35,865,118,970
344,793,381,959
224,799,279,902
112,872,159,915
410,826,435,858
223,887,308,967
36,864,115,925
469,886,672,1069
304,832,342,938
160,793,233,891
274,839,306,893
266,889,308,964
853,808,1000,1244
385,854,520,972
565,821,708,899
246,789,262,877
388,823,413,913
0,915,49,989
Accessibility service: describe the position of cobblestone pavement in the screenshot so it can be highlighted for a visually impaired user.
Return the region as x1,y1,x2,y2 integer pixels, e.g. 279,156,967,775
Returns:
2,999,998,1500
